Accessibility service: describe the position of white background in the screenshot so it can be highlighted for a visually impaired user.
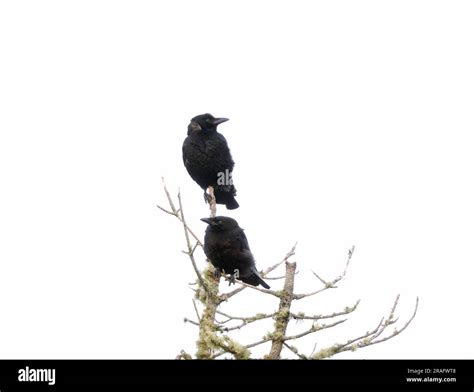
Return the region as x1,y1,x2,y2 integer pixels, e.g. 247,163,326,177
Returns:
0,0,473,359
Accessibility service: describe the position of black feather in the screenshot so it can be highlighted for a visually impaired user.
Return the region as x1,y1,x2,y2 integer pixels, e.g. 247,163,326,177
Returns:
202,216,270,289
182,113,239,210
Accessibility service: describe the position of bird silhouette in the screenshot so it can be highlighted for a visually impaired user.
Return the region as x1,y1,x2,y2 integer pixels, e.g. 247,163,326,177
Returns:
182,113,239,210
201,216,270,289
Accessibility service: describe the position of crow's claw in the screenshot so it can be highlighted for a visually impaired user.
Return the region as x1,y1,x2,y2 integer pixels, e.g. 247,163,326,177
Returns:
227,273,236,286
213,268,222,280
203,192,213,205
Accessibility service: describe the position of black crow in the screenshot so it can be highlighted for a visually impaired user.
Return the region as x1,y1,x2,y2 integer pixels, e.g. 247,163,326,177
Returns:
182,113,239,210
201,216,270,289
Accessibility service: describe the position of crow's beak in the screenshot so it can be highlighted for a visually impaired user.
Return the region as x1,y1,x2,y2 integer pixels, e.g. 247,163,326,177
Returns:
210,117,229,126
200,218,214,225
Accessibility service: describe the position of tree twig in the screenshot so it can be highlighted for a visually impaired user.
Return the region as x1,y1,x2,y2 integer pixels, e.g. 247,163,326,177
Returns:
293,245,355,300
183,318,200,327
192,299,201,323
215,310,275,332
290,300,360,321
283,343,307,359
177,191,208,292
156,178,203,247
285,319,347,341
312,296,419,359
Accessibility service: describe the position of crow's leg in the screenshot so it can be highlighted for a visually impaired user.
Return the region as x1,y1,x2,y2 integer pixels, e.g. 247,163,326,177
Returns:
227,272,236,286
203,191,215,205
213,268,222,280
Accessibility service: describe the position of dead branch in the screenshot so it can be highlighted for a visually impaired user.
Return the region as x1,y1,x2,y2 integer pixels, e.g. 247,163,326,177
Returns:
283,343,307,359
293,245,355,300
177,191,208,293
312,296,419,359
192,299,201,322
156,178,203,247
284,319,347,341
267,261,297,359
215,310,275,332
264,274,294,280
216,310,275,322
290,300,360,321
183,318,200,327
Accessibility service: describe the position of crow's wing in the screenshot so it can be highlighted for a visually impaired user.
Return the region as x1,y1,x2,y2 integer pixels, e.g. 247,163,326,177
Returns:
237,228,251,252
204,133,235,171
182,141,188,166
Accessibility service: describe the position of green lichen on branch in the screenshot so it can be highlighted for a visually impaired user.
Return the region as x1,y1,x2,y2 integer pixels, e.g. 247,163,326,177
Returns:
196,306,218,359
312,345,341,359
176,350,192,360
272,308,290,340
267,262,297,359
210,335,250,359
195,264,221,359
196,305,250,359
194,264,220,303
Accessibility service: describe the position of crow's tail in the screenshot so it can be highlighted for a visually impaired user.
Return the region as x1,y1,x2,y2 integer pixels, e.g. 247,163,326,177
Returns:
225,196,239,210
241,272,270,289
214,185,239,210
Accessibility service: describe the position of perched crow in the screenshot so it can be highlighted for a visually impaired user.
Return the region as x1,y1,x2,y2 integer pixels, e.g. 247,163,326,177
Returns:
201,216,270,289
182,113,239,210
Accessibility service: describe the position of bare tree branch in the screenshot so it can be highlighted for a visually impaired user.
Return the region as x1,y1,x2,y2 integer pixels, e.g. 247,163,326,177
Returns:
310,269,329,286
215,310,275,332
192,299,201,323
177,191,208,293
363,296,419,347
183,318,200,327
156,204,176,216
290,300,361,321
265,274,294,280
283,343,307,359
293,245,355,300
216,310,275,322
161,177,178,214
285,319,347,341
157,178,203,247
312,296,419,359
